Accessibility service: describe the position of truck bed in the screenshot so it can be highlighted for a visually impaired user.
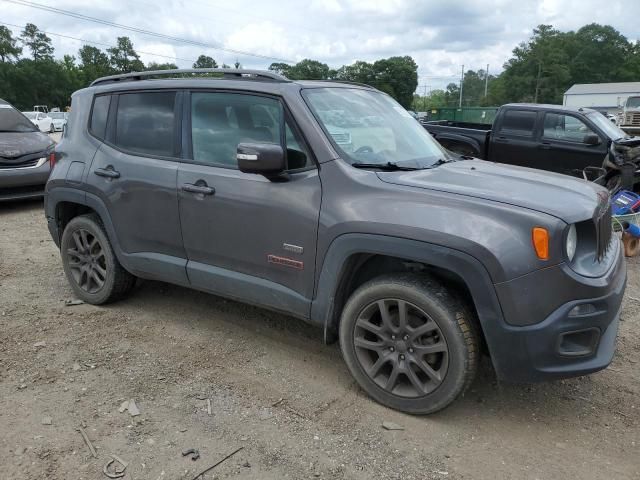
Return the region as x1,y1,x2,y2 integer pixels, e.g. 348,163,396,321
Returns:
421,121,492,158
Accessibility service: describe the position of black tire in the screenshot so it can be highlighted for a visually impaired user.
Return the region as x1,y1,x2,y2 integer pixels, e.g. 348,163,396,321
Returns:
339,273,479,414
49,123,54,133
61,214,136,304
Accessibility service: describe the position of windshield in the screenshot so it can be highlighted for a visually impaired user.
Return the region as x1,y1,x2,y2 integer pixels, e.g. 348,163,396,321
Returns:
587,112,627,140
302,87,447,168
50,112,65,119
0,105,38,132
626,97,640,108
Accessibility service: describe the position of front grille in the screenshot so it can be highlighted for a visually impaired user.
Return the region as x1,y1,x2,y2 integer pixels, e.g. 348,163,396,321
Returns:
595,204,612,262
0,158,40,169
0,150,47,169
624,112,640,126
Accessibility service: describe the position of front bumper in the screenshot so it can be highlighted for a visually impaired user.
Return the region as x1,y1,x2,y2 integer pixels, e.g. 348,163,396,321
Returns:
0,158,51,201
487,239,626,383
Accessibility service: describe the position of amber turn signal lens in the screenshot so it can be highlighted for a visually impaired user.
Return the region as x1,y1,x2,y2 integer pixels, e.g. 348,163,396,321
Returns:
532,227,549,260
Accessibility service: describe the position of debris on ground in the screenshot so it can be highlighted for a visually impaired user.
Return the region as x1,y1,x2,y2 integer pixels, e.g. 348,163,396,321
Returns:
206,398,212,416
65,299,85,306
33,341,46,348
118,399,140,416
182,448,200,461
382,421,404,431
189,447,244,480
41,417,52,425
103,454,128,479
77,426,98,458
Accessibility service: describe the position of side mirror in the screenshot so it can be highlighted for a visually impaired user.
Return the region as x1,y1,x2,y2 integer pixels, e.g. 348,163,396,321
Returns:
584,133,601,146
237,142,286,178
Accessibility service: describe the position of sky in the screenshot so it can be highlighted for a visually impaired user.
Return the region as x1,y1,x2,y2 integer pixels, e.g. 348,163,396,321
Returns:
2,0,639,91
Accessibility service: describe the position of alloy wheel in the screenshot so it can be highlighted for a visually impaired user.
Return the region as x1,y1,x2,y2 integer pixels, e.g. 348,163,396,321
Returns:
353,298,449,398
66,229,107,293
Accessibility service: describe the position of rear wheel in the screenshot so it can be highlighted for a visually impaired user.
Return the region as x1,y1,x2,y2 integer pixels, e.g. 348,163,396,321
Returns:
339,273,479,414
61,214,135,304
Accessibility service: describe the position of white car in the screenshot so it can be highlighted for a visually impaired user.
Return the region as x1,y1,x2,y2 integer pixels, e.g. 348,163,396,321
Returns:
22,111,54,133
49,111,68,132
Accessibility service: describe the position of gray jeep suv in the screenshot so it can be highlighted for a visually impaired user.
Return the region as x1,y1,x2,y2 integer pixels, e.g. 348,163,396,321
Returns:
45,69,626,413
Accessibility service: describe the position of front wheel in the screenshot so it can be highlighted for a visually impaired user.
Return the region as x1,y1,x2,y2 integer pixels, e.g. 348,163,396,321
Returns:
339,274,479,414
61,214,136,304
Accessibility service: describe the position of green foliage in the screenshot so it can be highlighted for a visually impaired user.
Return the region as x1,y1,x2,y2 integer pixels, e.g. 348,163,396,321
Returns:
269,58,331,80
2,20,640,113
0,26,22,62
146,62,178,70
193,55,218,69
107,37,144,73
78,45,113,85
21,23,53,61
271,56,419,108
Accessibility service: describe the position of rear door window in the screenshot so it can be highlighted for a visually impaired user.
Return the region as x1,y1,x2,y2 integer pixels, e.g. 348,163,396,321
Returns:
114,91,176,157
89,95,111,140
499,110,537,137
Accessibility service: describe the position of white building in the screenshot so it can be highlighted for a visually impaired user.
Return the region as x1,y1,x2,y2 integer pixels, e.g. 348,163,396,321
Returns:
563,82,640,114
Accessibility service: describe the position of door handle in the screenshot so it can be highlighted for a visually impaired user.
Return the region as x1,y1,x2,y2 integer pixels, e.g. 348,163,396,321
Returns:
494,137,509,143
94,167,120,179
540,142,551,150
182,183,215,195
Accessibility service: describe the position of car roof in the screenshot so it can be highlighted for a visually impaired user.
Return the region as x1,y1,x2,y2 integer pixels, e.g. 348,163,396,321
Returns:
82,69,376,97
504,103,599,115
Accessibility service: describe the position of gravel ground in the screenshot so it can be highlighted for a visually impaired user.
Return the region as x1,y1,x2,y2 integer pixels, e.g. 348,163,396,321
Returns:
0,200,639,480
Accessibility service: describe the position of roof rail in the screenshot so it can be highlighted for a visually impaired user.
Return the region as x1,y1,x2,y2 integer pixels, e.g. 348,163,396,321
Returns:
90,68,290,87
314,79,375,89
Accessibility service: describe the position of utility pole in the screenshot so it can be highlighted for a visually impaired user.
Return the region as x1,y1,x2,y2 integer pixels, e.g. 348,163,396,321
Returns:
484,63,489,98
459,64,464,110
423,84,428,112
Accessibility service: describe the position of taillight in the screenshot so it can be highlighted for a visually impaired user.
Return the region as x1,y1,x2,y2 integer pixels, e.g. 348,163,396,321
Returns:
49,151,56,168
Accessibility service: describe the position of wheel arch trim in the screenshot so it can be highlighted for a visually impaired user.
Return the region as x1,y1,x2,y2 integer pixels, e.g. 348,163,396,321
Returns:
311,233,505,360
46,187,125,263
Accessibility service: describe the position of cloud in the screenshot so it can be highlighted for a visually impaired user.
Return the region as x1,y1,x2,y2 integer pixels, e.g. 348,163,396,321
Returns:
2,0,639,90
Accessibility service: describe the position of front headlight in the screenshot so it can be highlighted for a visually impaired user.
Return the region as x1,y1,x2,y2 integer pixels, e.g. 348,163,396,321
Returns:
566,224,577,261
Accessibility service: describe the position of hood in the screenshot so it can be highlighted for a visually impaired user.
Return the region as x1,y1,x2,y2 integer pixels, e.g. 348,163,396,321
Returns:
377,160,604,224
0,131,54,162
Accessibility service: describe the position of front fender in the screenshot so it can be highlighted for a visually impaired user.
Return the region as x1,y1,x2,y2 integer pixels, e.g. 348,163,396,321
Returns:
310,233,505,352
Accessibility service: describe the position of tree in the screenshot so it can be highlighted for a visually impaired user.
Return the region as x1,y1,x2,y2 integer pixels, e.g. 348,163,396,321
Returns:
193,55,217,69
20,23,53,61
78,45,112,84
268,62,290,76
269,59,330,80
146,62,178,70
371,56,418,108
0,26,22,62
107,36,144,73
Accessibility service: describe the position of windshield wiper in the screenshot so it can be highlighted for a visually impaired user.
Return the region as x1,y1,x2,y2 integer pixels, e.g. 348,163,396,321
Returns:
426,158,453,168
351,162,419,171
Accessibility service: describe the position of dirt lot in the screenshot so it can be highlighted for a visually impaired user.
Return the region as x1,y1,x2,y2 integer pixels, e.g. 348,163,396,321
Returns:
1,200,638,480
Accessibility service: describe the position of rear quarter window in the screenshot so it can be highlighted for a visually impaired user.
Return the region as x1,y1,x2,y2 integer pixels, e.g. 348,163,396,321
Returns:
499,110,537,137
89,95,111,140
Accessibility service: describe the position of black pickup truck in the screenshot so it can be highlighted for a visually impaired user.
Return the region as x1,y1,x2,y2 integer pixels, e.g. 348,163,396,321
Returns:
423,103,640,189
